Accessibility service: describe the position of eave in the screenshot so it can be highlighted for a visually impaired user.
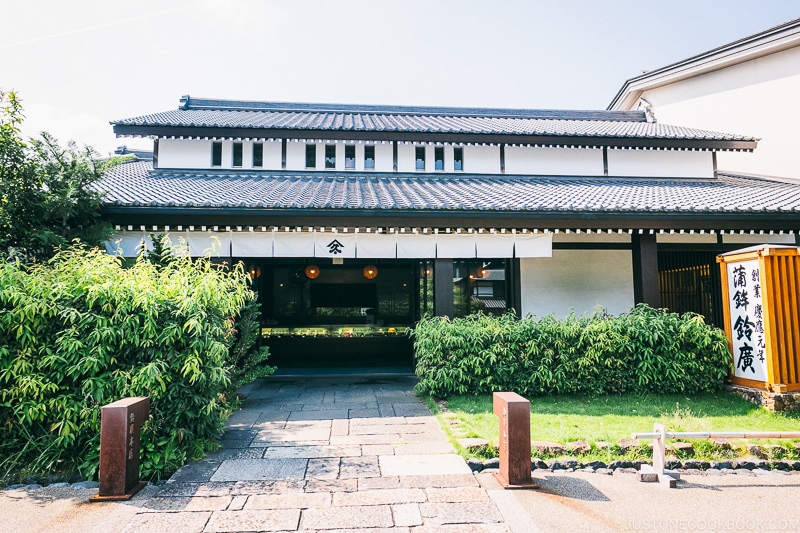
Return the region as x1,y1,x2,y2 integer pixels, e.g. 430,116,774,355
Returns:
112,124,757,152
100,205,800,232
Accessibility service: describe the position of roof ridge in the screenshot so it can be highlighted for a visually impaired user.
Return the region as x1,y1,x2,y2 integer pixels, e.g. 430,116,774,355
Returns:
177,95,647,122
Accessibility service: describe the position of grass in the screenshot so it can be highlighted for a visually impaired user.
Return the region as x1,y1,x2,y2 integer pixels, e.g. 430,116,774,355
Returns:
428,391,800,463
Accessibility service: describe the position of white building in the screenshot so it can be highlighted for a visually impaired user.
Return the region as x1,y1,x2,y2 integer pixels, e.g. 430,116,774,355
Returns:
608,17,800,180
99,96,800,368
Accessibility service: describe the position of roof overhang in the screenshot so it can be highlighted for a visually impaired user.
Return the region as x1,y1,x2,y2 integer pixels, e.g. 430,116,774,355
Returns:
113,124,756,152
100,205,800,232
608,18,800,110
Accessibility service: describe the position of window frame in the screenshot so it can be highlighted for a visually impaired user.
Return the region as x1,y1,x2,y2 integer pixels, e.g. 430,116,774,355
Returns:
305,144,317,169
344,144,356,170
364,145,375,170
325,144,336,169
232,142,243,168
454,146,464,172
211,141,222,167
434,146,444,171
252,143,263,167
415,146,426,171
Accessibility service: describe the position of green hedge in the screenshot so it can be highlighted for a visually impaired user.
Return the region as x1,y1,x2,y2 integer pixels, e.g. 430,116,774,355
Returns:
0,245,269,482
412,305,732,398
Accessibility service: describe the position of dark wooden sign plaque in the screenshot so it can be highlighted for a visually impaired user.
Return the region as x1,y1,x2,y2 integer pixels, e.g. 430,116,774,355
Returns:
493,392,538,489
90,397,150,502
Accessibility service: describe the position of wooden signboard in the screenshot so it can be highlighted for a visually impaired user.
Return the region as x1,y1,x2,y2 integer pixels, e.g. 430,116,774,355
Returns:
493,392,537,489
90,397,150,501
718,245,800,392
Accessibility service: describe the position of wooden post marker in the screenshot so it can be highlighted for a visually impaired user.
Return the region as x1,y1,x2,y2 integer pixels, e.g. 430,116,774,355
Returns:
493,392,538,489
90,397,150,502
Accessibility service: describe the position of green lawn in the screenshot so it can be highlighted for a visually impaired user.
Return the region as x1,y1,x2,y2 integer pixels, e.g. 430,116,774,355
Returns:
431,392,800,462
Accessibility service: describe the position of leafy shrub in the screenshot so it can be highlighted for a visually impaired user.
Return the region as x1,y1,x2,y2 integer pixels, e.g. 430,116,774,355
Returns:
0,244,270,482
413,305,732,398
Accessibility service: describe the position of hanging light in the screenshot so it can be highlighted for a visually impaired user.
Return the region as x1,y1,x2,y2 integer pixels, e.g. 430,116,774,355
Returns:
305,265,320,279
363,265,378,279
247,264,261,280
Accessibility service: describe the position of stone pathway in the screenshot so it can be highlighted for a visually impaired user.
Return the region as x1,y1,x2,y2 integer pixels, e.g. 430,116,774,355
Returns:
120,375,513,532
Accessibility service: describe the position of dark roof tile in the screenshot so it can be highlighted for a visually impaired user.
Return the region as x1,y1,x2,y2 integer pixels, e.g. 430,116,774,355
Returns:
98,161,800,216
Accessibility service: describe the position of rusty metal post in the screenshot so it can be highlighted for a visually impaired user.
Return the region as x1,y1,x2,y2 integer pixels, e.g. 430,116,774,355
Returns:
90,397,150,501
493,392,537,489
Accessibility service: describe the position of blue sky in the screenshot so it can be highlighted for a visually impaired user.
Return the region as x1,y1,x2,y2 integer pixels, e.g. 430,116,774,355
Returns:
2,0,799,154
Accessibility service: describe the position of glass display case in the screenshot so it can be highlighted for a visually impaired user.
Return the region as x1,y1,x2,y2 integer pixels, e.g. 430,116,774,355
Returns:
261,325,410,338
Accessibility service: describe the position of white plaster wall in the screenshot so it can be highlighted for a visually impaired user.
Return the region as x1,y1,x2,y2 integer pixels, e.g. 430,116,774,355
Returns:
397,143,419,173
607,149,714,178
286,141,308,170
722,233,796,244
656,233,718,244
520,250,635,317
636,46,800,179
157,138,215,168
375,143,393,172
552,232,631,243
505,147,604,175
264,140,282,170
464,145,500,173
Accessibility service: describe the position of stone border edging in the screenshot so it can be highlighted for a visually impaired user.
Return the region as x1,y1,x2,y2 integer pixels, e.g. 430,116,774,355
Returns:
466,457,800,476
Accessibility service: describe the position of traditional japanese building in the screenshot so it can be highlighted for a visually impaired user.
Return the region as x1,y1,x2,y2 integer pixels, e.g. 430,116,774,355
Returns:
99,96,800,368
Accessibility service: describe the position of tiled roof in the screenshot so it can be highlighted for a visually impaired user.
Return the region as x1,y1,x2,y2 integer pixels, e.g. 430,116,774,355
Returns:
111,97,754,143
98,161,800,215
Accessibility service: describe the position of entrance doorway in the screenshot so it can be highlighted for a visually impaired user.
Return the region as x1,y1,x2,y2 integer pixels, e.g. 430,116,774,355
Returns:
247,259,429,368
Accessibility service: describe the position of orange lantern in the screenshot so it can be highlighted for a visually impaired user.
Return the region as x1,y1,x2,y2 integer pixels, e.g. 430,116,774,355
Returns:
305,265,320,279
363,265,378,279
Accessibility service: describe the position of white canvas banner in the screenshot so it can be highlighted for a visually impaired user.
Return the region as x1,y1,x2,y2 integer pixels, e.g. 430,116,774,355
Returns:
314,232,357,258
436,233,477,258
727,259,768,382
273,231,315,257
105,232,153,257
514,233,553,258
356,232,397,258
475,233,515,257
231,232,274,257
397,233,437,258
186,232,231,257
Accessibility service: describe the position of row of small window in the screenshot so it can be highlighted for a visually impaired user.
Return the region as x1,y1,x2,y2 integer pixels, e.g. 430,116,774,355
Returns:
211,141,464,171
305,144,373,169
212,142,262,167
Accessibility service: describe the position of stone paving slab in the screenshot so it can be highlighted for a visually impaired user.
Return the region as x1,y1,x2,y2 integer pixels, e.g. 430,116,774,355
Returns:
339,456,381,479
419,502,505,525
142,496,232,512
121,511,212,533
263,444,361,459
205,509,300,532
302,504,394,529
245,492,332,509
379,454,472,476
210,458,307,482
114,376,516,532
332,488,426,506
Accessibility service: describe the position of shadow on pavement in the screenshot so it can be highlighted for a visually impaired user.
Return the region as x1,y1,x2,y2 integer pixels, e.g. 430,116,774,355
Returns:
535,475,610,501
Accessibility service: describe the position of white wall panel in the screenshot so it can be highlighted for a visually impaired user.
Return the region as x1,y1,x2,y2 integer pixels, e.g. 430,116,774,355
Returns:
463,145,500,173
520,250,634,317
607,149,713,178
505,146,603,175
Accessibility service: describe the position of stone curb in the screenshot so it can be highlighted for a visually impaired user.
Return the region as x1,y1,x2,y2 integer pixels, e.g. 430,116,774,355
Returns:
466,457,800,475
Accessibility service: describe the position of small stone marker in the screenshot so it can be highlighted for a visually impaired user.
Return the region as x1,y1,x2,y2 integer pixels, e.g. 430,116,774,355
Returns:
90,397,150,501
492,392,538,489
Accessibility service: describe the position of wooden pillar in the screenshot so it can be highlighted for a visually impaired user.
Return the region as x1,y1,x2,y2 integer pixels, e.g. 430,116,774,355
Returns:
632,233,660,307
433,259,453,318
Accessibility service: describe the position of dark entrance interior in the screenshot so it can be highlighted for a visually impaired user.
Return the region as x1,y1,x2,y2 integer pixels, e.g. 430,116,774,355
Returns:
244,259,432,368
